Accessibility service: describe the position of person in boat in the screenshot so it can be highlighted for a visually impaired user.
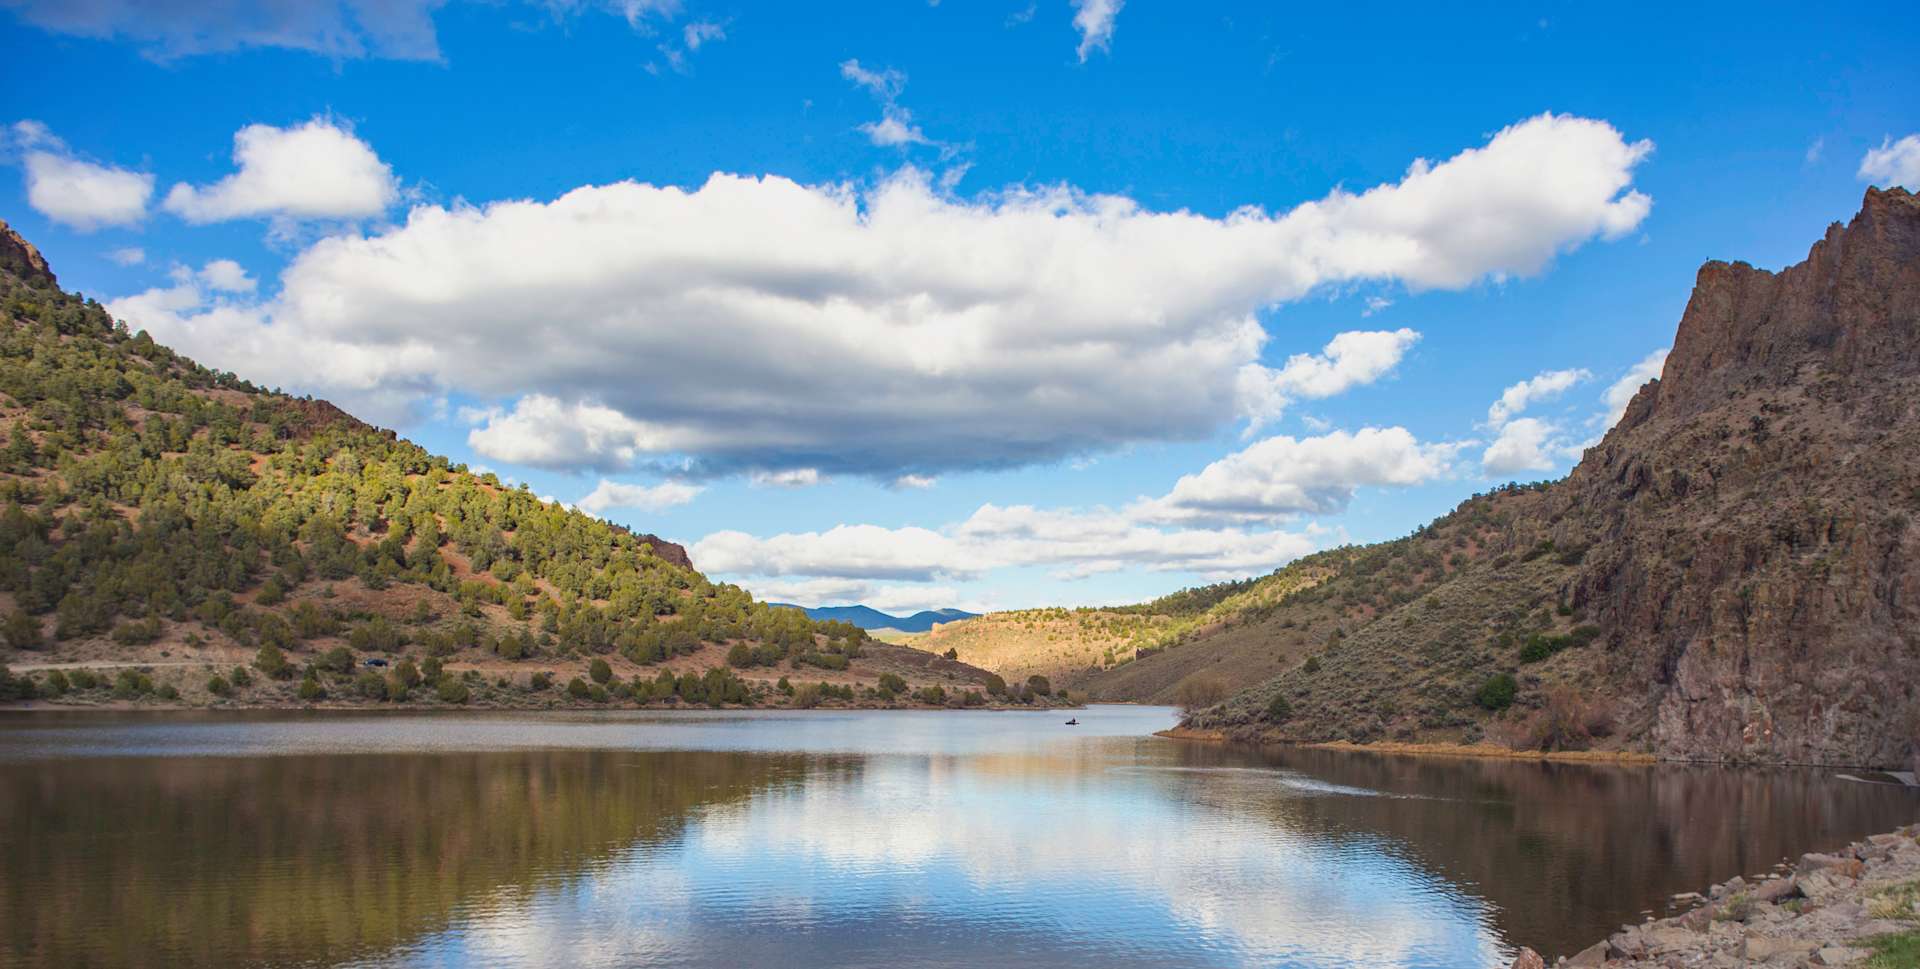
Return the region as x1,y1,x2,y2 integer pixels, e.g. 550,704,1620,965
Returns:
1064,718,1079,725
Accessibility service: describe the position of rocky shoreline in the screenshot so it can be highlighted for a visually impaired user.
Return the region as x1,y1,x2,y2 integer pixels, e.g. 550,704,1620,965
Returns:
1509,825,1920,968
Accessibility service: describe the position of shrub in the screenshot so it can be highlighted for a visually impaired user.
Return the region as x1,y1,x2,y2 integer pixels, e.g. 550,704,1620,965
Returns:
1026,675,1052,697
2,610,42,650
726,643,754,668
435,678,471,704
529,671,552,691
1266,694,1292,722
318,646,355,675
942,648,958,660
229,666,253,687
156,684,179,700
111,617,163,645
983,673,1006,696
777,676,793,695
355,670,389,700
589,658,612,684
567,677,591,699
1173,675,1229,712
962,690,986,706
588,684,608,703
207,675,233,697
68,669,99,690
112,669,154,699
1475,673,1517,711
254,575,288,606
876,672,907,698
254,644,290,680
916,685,946,705
297,675,326,701
43,669,69,696
0,665,33,701
791,682,822,709
799,651,848,671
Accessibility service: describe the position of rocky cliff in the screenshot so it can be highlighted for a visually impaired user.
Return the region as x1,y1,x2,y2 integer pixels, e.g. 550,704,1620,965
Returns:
1191,189,1920,768
1562,187,1920,766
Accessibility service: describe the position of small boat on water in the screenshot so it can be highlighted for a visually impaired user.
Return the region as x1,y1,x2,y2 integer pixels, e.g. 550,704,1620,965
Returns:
1064,718,1080,725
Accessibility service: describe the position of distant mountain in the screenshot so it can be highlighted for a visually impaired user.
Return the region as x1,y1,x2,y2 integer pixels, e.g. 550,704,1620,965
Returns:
769,604,979,633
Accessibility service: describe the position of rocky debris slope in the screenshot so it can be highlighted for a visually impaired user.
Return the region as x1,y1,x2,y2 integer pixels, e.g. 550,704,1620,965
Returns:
1510,824,1920,968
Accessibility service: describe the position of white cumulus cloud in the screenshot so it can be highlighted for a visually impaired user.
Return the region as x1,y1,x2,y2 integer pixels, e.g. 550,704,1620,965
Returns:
194,258,256,293
1237,328,1419,430
1859,134,1920,189
107,247,146,266
576,479,703,513
162,118,398,223
1481,417,1570,476
1138,427,1458,524
110,112,1653,480
12,121,153,230
1070,0,1123,62
1487,367,1589,427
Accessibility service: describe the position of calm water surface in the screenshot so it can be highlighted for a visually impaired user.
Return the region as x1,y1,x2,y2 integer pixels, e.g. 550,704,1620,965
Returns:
2,706,1915,969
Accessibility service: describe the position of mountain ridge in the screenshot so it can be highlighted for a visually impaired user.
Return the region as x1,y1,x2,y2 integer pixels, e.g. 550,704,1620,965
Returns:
768,604,979,633
0,217,1019,710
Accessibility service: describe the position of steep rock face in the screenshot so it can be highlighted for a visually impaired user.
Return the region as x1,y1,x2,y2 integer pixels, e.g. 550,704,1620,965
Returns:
1196,190,1919,768
1564,188,1920,766
0,219,55,287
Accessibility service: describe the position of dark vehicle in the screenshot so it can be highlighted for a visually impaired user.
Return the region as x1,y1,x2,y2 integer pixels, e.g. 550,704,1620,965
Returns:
363,658,390,668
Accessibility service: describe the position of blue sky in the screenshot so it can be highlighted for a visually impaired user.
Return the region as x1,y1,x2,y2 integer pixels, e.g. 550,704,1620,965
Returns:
2,1,1916,614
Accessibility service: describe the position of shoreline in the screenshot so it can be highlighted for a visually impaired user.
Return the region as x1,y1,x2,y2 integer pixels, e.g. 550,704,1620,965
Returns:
1152,727,1656,764
1154,729,1920,774
1506,824,1920,968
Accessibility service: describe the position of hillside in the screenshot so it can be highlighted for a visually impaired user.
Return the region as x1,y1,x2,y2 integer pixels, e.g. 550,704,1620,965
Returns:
0,218,1032,711
953,189,1920,769
1183,188,1920,768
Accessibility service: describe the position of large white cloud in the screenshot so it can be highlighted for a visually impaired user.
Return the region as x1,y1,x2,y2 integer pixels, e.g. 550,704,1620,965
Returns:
1859,134,1920,189
1138,427,1457,524
112,112,1653,479
162,118,398,223
12,121,153,230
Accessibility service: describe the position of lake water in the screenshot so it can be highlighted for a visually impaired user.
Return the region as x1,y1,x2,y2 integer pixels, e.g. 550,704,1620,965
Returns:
2,705,1915,969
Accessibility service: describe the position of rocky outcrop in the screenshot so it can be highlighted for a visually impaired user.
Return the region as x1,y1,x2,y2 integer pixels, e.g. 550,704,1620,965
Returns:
1195,189,1920,768
1561,188,1920,767
630,531,693,570
1510,824,1920,968
0,217,55,287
